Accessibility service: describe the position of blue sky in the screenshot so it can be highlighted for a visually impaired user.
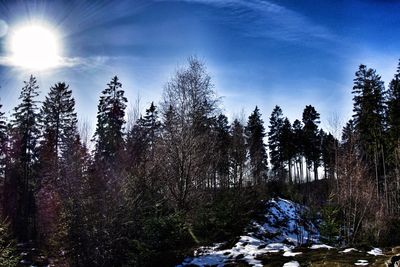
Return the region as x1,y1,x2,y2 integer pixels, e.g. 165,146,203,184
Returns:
0,0,400,133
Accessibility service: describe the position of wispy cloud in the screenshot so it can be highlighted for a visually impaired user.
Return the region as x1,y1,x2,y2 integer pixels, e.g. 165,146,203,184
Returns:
168,0,335,42
0,55,110,70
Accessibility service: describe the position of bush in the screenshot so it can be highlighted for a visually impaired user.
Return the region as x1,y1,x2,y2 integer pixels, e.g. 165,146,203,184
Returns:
0,219,19,267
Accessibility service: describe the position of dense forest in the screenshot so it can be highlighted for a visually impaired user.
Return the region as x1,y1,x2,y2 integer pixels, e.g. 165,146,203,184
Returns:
0,57,400,266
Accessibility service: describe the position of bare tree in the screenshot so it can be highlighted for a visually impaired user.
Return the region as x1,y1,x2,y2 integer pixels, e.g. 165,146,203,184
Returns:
160,57,218,210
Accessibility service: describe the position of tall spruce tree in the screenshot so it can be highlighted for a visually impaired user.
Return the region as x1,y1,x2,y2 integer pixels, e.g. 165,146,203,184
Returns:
320,130,337,179
85,76,129,267
387,61,400,151
230,119,247,187
39,82,78,184
352,64,386,193
246,106,268,185
37,82,78,249
136,102,161,158
280,118,294,182
302,105,320,181
8,75,40,240
0,100,6,177
214,114,231,188
93,76,127,165
268,105,284,178
292,119,304,183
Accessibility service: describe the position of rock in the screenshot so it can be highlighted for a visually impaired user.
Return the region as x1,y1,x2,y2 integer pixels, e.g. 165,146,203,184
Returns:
235,254,245,260
386,254,400,267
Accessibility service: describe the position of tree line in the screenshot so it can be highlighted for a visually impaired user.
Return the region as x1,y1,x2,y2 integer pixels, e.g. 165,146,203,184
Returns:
0,57,399,265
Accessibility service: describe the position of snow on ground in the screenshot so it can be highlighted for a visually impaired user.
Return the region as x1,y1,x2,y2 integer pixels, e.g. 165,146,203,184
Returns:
178,197,321,267
283,250,302,257
282,261,300,267
251,197,319,245
310,244,333,250
354,259,369,266
340,248,358,253
367,247,383,256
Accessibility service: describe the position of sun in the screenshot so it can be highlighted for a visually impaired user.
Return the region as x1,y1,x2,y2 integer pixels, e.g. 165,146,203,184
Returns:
9,24,61,70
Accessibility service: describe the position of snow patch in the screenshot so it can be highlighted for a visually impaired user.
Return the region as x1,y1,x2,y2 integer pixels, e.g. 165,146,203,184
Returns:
367,247,382,256
340,248,358,253
283,250,302,257
283,261,300,267
355,259,369,266
179,197,320,267
310,244,333,250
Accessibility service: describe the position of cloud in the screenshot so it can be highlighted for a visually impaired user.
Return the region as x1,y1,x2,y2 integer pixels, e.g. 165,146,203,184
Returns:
0,55,110,70
167,0,335,42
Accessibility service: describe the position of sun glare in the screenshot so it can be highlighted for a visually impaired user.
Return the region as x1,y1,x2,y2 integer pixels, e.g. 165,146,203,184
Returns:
9,24,61,70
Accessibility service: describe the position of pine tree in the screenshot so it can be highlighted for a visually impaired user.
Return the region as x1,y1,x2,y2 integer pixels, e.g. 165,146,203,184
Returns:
292,119,304,183
280,118,294,182
230,119,247,187
302,105,320,181
8,75,40,240
136,102,161,159
37,82,78,250
352,64,386,194
268,105,284,178
387,60,400,164
0,100,7,179
341,119,356,153
214,114,231,188
246,106,268,185
39,82,78,185
86,76,128,266
320,130,337,179
126,102,161,193
93,76,127,166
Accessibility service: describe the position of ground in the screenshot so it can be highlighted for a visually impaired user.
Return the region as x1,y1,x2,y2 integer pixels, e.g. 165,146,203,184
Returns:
178,198,399,267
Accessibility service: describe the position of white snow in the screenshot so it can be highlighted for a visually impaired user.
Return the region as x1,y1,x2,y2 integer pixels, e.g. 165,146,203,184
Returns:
283,261,300,267
340,248,358,253
367,247,382,256
310,244,333,250
355,259,369,266
283,250,302,257
179,197,321,267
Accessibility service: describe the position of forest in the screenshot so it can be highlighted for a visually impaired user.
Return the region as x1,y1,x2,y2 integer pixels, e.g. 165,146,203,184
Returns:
0,56,400,266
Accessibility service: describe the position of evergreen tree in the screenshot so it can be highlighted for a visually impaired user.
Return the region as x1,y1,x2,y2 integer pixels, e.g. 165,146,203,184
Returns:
246,106,268,185
268,105,284,177
0,100,7,179
214,114,231,188
280,118,294,182
320,130,337,179
341,119,356,152
302,105,320,181
126,102,161,194
387,60,400,155
136,102,161,159
39,82,78,184
351,64,386,193
292,119,304,183
7,75,40,240
93,76,127,165
230,119,247,187
37,82,78,251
